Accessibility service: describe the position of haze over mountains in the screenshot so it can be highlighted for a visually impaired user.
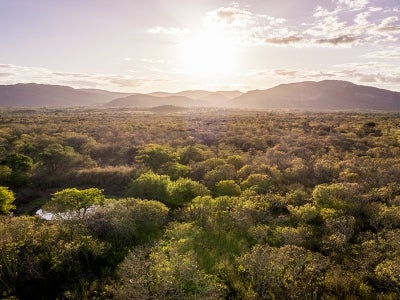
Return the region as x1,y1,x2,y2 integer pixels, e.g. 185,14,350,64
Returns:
1,80,400,110
231,80,400,110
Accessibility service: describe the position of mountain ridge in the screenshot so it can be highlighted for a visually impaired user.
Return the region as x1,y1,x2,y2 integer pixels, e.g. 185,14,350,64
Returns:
0,83,125,106
1,80,399,110
229,80,400,110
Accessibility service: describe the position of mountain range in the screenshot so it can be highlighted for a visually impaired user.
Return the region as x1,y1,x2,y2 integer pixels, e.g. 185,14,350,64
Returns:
1,80,400,110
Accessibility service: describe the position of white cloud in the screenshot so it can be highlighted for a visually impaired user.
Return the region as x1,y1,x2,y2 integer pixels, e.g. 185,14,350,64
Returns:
377,16,400,32
335,0,370,11
0,63,169,91
145,3,398,49
204,5,256,28
362,49,400,59
368,7,383,12
313,6,338,18
147,26,188,36
250,61,400,91
332,62,400,86
354,12,370,26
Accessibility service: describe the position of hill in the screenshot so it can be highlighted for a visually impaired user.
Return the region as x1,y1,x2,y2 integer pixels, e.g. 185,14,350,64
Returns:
148,90,243,107
2,81,400,110
149,105,190,113
78,88,134,99
229,80,400,110
104,94,197,108
0,83,127,106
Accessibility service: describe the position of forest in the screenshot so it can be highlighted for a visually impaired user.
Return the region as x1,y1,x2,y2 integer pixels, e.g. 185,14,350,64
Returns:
1,106,400,299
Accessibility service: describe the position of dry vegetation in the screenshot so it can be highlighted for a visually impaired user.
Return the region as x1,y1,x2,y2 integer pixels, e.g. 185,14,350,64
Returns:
1,107,400,299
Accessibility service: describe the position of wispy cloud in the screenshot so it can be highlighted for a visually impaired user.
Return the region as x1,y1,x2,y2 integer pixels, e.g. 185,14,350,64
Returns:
0,63,170,91
203,4,256,27
250,61,400,90
265,36,303,45
189,3,399,48
147,26,188,37
335,0,370,11
362,49,400,58
316,35,357,45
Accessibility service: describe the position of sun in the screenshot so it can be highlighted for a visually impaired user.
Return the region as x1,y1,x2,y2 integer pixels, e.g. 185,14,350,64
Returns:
177,26,241,80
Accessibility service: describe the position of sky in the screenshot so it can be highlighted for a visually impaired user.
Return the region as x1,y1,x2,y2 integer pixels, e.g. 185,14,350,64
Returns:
0,0,399,93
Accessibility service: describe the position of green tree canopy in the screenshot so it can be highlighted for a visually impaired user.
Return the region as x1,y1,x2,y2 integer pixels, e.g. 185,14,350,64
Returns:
1,153,33,172
0,186,15,214
135,144,179,171
45,187,105,219
127,172,171,202
214,180,241,197
240,174,272,194
167,177,210,206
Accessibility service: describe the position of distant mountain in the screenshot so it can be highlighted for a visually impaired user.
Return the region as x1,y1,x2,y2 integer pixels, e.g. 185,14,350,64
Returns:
197,92,230,107
216,90,243,99
229,80,400,110
104,94,198,108
0,83,125,106
148,90,212,99
149,105,190,113
148,90,243,106
78,88,134,99
2,81,399,110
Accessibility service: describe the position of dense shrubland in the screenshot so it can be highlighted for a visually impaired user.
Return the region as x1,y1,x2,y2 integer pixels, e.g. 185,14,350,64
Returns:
1,107,400,298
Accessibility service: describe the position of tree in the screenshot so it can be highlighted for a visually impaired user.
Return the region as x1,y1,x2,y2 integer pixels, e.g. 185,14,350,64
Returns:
240,174,272,194
1,153,33,172
238,244,328,299
214,180,241,197
45,187,105,219
204,164,237,188
86,198,169,250
179,145,208,164
135,144,179,171
158,161,191,180
167,178,210,206
0,153,34,187
0,186,15,214
0,165,12,185
126,172,171,202
312,183,360,213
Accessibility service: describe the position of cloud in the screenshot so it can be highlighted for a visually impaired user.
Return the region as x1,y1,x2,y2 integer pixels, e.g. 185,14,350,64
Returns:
251,61,400,91
377,16,400,32
354,12,370,26
308,3,400,47
147,26,188,36
316,35,358,45
265,36,303,45
369,7,383,12
0,64,13,69
0,63,170,91
204,5,256,27
362,49,400,59
274,69,298,77
148,3,399,49
332,62,400,86
340,71,400,84
335,0,370,11
202,4,293,46
313,6,338,18
254,68,336,80
108,77,150,87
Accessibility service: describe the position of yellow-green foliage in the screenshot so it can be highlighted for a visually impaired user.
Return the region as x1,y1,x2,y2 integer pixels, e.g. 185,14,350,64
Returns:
0,186,15,214
2,109,400,298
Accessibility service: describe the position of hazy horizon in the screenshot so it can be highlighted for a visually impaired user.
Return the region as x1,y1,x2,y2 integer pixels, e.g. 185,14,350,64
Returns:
1,0,399,93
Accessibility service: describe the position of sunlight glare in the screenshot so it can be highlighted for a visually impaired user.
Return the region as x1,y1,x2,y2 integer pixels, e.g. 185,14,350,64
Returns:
178,26,241,80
